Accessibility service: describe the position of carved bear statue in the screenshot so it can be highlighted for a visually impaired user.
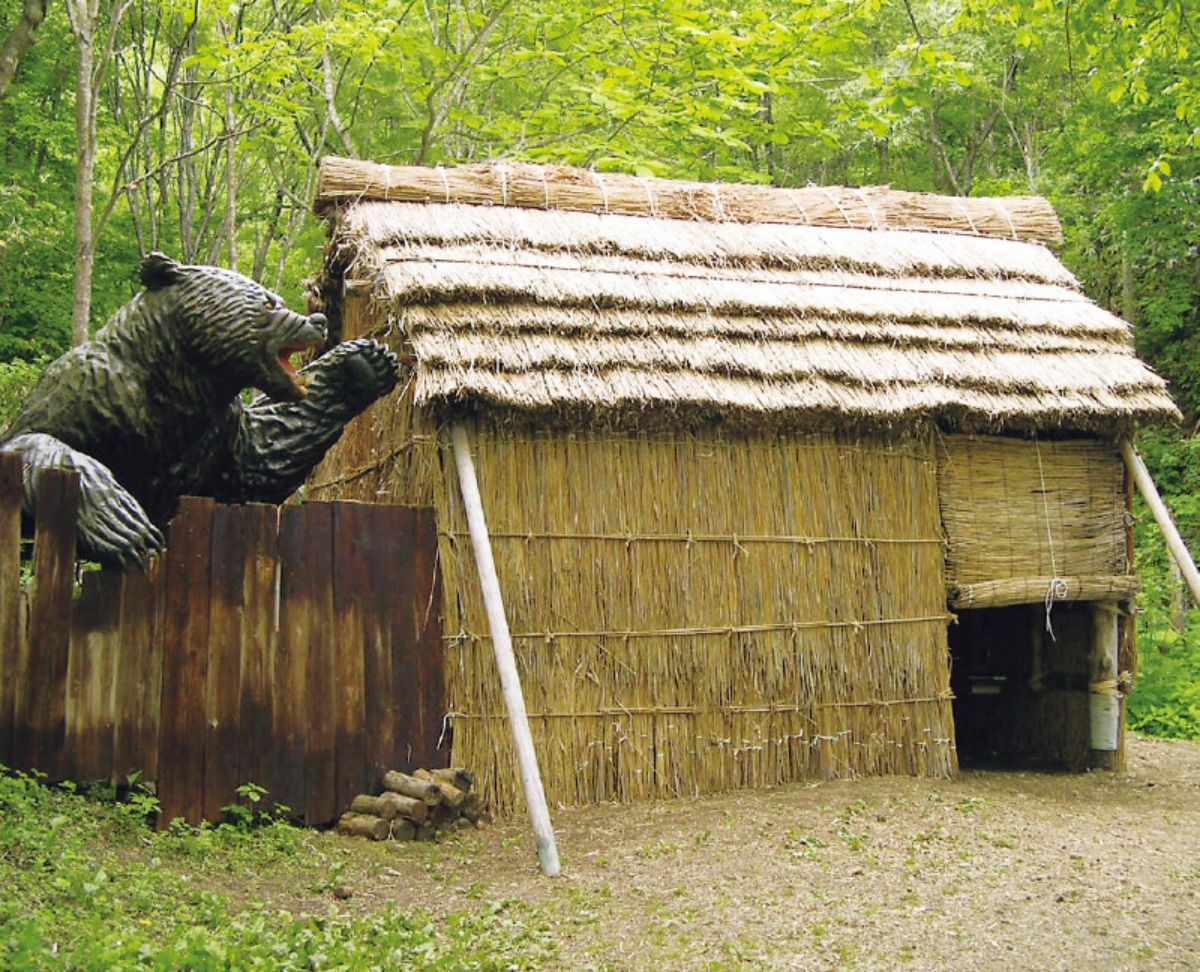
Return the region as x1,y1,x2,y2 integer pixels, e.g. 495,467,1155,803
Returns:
0,253,398,567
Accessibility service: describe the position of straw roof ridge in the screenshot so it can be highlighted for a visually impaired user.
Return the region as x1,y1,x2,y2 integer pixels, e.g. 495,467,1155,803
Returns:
315,156,1064,245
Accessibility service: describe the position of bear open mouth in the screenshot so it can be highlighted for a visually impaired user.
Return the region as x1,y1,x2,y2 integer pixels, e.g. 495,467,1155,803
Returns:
275,340,323,394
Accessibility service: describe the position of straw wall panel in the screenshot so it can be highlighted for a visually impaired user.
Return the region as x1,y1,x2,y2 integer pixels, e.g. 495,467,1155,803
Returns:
938,435,1131,607
428,427,954,814
311,396,959,813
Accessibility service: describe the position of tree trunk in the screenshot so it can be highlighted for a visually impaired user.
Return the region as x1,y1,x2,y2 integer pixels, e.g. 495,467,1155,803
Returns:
69,3,97,347
0,0,48,100
67,0,130,345
1122,233,1137,325
222,84,237,270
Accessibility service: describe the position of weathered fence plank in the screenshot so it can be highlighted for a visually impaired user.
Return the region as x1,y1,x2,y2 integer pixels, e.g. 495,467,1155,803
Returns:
275,505,313,821
204,504,248,822
113,559,164,784
20,469,79,779
358,505,397,787
236,503,279,814
0,452,23,766
67,569,122,782
297,503,338,826
387,506,422,771
411,508,446,769
158,496,215,826
332,502,370,813
388,504,422,768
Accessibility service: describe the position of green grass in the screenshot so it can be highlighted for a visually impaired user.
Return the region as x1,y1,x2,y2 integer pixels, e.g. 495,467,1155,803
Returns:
0,767,556,971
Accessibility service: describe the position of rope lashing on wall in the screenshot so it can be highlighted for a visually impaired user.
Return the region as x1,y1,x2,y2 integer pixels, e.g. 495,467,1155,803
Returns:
1089,671,1134,697
443,613,954,645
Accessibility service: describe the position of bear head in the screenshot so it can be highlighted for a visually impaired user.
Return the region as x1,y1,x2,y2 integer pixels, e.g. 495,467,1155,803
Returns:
138,253,328,403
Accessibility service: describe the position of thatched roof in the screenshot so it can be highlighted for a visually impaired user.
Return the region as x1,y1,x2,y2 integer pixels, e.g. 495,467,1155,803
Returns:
314,157,1180,433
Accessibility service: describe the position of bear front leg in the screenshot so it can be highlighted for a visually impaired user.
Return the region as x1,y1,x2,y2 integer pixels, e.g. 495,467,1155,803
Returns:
3,433,166,568
212,338,400,505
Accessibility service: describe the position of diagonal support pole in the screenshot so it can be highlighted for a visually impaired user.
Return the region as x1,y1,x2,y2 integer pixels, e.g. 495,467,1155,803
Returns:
450,422,560,877
1120,437,1200,605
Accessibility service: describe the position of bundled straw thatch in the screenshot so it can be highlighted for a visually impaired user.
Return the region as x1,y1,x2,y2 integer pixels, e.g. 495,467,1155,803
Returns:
316,156,1063,243
938,435,1135,608
312,164,1179,435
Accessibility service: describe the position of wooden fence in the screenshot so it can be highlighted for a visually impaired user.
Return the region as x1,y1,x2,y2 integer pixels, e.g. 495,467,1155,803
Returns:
0,451,444,827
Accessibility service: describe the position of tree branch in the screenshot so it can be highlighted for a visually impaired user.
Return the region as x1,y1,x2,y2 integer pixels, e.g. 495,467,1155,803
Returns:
322,47,357,157
415,0,515,164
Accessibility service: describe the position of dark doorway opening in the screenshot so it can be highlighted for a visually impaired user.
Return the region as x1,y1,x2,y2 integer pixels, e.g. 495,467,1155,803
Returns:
949,602,1093,770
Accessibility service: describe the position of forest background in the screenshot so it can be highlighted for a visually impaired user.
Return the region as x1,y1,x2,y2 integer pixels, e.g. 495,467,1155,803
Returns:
2,0,1200,737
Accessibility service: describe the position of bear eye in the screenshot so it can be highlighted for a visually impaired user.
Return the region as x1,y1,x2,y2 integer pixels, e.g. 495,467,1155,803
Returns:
263,296,277,310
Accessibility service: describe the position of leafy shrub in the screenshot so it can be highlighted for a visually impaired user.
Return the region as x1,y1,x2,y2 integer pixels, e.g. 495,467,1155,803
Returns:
0,355,46,430
0,767,555,970
1127,430,1200,740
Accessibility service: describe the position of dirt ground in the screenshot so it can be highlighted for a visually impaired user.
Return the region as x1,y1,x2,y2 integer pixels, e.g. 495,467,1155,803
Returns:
280,734,1200,971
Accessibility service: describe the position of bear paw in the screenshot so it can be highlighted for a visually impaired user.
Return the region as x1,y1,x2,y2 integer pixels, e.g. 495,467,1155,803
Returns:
77,479,167,568
8,433,166,568
299,337,400,411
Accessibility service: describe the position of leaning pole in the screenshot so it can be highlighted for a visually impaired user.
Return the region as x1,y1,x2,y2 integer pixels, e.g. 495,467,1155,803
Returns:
450,422,561,877
1119,438,1200,605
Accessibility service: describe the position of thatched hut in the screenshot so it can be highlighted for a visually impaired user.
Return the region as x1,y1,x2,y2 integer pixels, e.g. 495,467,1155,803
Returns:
308,157,1180,814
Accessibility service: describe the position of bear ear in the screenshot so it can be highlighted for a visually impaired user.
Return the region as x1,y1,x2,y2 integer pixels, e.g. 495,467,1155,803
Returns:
139,252,182,290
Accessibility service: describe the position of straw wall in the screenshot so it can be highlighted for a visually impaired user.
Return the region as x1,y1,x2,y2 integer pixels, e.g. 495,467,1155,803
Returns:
315,407,956,814
937,435,1134,608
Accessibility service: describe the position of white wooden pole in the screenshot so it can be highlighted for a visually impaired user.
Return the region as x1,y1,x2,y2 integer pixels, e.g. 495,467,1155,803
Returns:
1119,437,1200,605
450,422,561,877
1089,601,1121,768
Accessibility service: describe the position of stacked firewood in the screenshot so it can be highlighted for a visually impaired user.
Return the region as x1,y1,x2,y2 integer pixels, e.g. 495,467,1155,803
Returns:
335,768,491,841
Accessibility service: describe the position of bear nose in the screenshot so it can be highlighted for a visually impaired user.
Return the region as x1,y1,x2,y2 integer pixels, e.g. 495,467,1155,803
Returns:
308,312,328,335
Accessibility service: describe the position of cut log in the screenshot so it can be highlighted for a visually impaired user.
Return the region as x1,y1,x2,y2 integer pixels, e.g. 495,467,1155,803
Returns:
336,813,390,841
390,818,416,841
430,767,475,792
350,791,428,823
349,793,397,820
389,793,429,823
381,770,443,805
414,822,438,842
429,803,457,829
461,791,487,821
415,768,466,808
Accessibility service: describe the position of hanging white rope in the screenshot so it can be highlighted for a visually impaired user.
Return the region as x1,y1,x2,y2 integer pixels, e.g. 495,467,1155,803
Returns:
1033,436,1063,639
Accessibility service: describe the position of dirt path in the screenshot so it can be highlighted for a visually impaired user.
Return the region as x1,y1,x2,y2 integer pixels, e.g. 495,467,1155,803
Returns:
290,735,1200,970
